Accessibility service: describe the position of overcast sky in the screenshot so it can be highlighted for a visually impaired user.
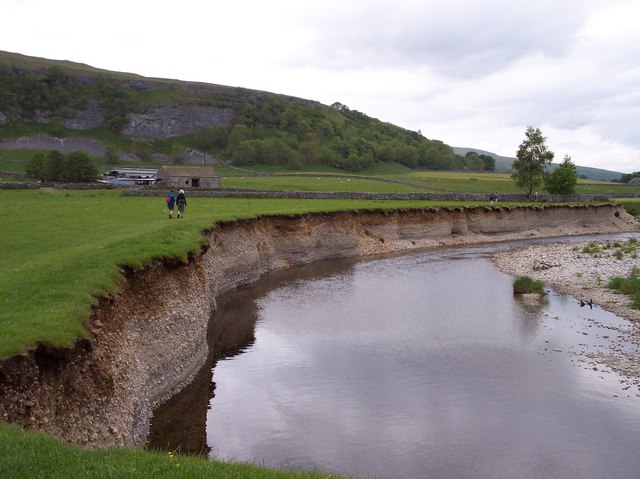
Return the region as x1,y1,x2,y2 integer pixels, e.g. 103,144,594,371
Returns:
3,0,639,172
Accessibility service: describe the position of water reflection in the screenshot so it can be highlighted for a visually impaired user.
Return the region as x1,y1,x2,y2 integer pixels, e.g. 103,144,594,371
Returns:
149,238,640,478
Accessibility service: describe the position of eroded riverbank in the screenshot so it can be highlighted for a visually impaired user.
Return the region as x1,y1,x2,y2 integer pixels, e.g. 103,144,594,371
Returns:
0,204,638,449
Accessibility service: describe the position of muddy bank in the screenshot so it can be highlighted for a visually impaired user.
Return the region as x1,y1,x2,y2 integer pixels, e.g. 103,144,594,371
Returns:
0,204,637,449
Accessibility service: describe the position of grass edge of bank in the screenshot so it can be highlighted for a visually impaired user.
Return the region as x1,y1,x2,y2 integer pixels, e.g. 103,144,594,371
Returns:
0,422,351,479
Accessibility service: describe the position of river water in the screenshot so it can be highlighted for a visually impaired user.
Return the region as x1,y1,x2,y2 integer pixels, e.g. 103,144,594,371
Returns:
148,236,640,479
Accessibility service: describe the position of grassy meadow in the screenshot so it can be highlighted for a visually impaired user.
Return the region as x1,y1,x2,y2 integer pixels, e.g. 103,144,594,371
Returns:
217,163,639,195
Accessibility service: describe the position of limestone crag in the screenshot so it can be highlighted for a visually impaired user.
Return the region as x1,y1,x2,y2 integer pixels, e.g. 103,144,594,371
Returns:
0,134,107,156
0,102,234,141
121,105,234,139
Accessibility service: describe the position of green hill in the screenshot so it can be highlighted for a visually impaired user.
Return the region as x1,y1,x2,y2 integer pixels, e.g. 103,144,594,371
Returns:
0,50,489,174
1,50,625,181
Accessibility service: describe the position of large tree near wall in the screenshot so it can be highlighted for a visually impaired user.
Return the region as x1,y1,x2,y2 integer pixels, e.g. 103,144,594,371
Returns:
511,126,555,196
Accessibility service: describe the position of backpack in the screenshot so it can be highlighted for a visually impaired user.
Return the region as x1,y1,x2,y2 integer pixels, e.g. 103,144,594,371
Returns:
166,196,171,204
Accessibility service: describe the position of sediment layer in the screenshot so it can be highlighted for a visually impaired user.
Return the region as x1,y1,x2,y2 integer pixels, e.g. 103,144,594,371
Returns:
0,204,637,448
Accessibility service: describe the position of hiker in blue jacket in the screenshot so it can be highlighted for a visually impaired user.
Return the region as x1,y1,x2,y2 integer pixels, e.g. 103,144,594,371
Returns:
166,189,176,218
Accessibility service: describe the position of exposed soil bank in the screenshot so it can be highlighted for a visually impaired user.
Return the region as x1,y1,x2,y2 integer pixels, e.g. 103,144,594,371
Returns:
0,204,637,449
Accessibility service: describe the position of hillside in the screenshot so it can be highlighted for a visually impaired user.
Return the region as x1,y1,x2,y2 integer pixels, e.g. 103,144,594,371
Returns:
1,50,483,173
1,50,626,181
453,147,624,181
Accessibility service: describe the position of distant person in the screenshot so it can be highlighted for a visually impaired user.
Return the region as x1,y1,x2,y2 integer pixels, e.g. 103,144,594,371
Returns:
166,189,176,218
176,189,187,218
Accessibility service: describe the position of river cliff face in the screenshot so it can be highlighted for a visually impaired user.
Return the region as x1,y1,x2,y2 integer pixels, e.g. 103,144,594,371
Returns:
0,205,637,449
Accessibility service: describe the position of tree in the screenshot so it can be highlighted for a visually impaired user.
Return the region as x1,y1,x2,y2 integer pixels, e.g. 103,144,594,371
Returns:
479,154,496,171
228,124,252,148
463,152,484,170
104,145,119,165
41,150,65,182
171,143,185,165
545,154,577,194
132,139,153,160
25,153,46,181
512,126,555,196
62,151,98,182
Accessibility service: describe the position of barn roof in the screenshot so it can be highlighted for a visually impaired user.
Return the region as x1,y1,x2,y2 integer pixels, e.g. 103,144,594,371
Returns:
157,166,219,177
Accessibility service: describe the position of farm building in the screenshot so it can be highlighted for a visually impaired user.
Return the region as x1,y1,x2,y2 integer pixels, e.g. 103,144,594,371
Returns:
154,166,221,189
102,168,158,186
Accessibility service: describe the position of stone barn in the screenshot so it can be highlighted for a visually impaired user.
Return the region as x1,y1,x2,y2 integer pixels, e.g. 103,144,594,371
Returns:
155,166,221,189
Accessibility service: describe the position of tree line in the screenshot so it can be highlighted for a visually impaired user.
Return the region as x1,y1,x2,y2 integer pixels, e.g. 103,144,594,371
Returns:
25,150,99,182
189,101,496,172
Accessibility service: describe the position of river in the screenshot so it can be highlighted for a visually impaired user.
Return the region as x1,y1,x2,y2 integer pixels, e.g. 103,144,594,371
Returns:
149,236,640,479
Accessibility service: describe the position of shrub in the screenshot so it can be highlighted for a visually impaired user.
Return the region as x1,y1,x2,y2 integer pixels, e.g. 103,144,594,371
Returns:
513,276,545,294
608,268,640,309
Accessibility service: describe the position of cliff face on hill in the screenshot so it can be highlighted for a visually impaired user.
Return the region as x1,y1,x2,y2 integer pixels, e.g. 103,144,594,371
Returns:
0,100,236,140
0,205,637,449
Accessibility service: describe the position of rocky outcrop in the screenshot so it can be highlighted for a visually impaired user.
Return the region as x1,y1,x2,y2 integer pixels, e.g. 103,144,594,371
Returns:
61,100,105,130
0,134,107,155
121,105,234,139
0,205,637,450
0,102,234,141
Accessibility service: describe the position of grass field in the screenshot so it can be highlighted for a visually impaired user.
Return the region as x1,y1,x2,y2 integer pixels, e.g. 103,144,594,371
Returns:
221,174,429,192
617,198,640,217
221,169,640,195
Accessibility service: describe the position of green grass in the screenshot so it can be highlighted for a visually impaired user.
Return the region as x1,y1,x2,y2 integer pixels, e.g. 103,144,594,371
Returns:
241,162,415,177
608,267,640,309
221,174,427,192
513,276,545,294
617,198,640,217
580,238,639,258
1,189,501,358
0,422,344,479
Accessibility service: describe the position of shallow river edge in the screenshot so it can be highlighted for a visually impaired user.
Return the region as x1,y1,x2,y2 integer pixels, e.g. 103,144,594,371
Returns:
1,204,638,449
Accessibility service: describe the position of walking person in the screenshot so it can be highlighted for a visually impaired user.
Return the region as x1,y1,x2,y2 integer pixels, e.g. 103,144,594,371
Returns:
176,189,187,218
166,189,176,218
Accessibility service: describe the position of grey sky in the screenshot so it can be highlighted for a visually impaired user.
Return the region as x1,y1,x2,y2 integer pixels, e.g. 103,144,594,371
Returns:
3,0,639,172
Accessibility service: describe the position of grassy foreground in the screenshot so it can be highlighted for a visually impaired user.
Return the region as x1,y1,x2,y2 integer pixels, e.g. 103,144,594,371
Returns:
0,422,343,479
